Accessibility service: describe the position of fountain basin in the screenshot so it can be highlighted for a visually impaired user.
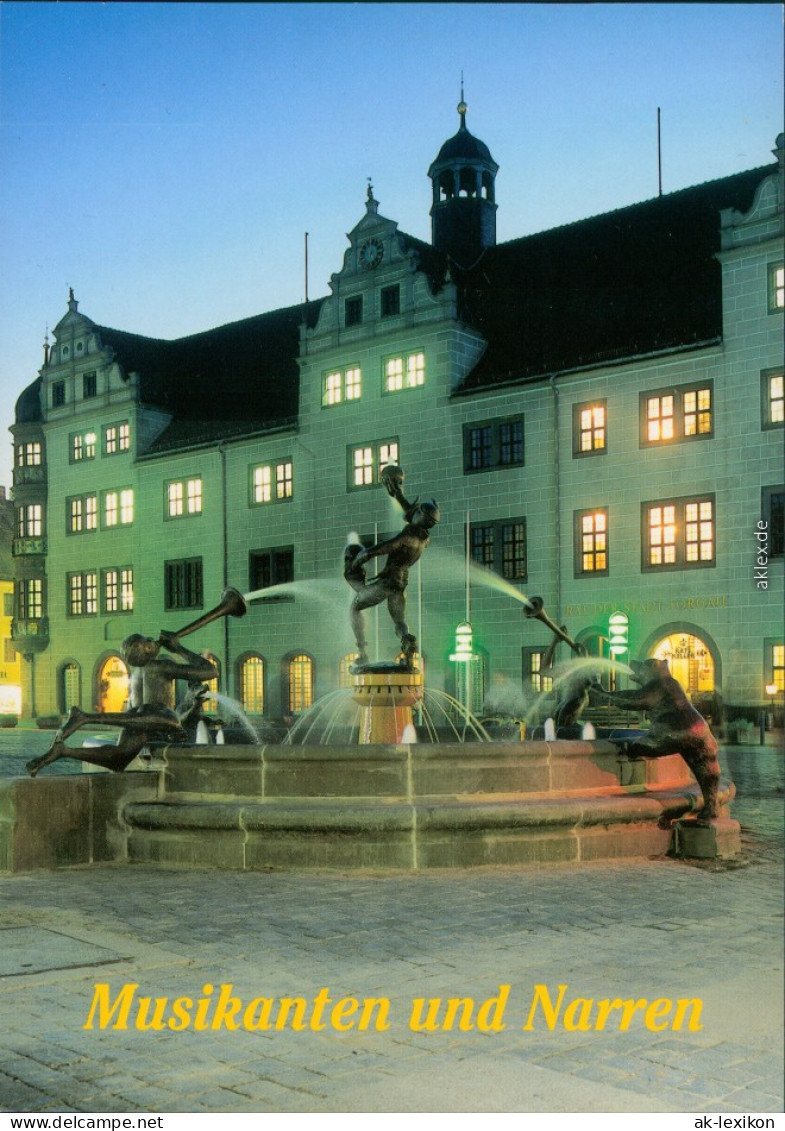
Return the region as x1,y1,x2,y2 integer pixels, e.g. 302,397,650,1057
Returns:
118,739,738,871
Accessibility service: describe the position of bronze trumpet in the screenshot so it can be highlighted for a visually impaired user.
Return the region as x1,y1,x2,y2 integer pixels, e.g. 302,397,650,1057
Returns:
159,587,247,644
524,596,585,657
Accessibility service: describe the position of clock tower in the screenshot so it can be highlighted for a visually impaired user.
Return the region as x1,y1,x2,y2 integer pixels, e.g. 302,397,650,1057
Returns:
428,94,498,268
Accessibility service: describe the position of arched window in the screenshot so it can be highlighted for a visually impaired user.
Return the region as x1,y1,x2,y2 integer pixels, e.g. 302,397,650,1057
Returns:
240,655,265,714
287,653,314,715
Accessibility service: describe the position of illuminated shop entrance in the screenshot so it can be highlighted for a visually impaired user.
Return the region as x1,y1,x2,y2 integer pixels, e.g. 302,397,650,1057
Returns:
98,655,129,713
652,632,715,697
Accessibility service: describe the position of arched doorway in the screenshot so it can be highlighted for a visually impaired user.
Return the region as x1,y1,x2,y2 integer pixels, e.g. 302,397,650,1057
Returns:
651,631,715,697
97,654,129,712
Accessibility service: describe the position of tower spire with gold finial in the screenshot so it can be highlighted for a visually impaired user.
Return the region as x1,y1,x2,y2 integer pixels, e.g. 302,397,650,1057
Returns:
457,72,467,129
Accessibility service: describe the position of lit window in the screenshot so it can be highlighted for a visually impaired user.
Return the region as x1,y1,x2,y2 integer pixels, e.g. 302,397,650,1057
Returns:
384,352,424,393
251,461,294,504
275,462,293,500
575,509,608,575
646,395,674,442
641,383,713,445
104,422,129,454
167,479,202,517
470,519,527,581
104,568,134,613
240,655,265,713
287,653,314,714
464,417,524,472
104,489,134,528
16,442,42,467
68,495,99,534
644,496,715,570
769,263,784,313
187,478,202,514
763,370,784,428
71,430,96,461
17,578,44,619
523,648,553,694
573,402,606,455
771,644,785,692
18,504,43,537
349,440,399,489
68,571,98,616
253,466,271,503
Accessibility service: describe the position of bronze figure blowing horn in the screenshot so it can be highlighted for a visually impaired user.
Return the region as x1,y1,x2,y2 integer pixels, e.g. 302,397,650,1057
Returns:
159,586,247,643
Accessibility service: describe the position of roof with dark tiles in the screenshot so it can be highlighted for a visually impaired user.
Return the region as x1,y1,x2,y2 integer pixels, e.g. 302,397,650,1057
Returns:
452,165,774,392
15,162,775,444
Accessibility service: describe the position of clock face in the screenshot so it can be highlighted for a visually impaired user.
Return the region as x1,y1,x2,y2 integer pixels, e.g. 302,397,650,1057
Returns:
359,237,383,270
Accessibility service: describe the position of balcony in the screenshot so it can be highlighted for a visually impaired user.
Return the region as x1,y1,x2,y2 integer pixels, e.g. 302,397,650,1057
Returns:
13,465,46,486
12,537,47,557
11,618,50,654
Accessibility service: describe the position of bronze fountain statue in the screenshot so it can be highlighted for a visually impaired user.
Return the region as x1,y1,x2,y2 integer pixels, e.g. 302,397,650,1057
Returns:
524,597,722,820
344,464,439,672
25,587,247,776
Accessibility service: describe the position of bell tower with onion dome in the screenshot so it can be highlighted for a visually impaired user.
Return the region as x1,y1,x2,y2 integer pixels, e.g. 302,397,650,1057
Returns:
428,87,499,268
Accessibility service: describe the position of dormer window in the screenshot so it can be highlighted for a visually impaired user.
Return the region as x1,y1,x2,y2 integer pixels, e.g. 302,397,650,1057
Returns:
345,296,363,327
62,346,70,360
83,372,97,399
381,285,400,318
52,382,65,408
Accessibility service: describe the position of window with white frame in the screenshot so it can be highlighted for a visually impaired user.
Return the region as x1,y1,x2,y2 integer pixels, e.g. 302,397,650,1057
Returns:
769,263,784,313
67,571,98,616
348,439,399,489
17,578,44,620
762,369,784,428
384,351,424,393
68,494,98,534
16,441,42,467
17,503,43,537
323,366,362,406
71,430,97,462
574,509,609,575
167,477,203,518
464,416,524,472
643,495,715,570
641,382,713,445
104,489,134,528
103,567,134,613
573,402,607,456
250,460,293,504
104,422,131,455
469,518,527,581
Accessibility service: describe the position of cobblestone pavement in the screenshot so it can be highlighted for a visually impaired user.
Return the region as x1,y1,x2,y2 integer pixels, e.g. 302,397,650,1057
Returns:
0,732,782,1114
0,841,782,1114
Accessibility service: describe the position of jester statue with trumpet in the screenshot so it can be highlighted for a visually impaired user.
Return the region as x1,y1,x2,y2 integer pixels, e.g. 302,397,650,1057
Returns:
344,464,439,672
26,587,247,777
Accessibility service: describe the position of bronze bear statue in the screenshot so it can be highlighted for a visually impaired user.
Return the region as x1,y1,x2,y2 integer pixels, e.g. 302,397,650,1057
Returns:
602,658,722,821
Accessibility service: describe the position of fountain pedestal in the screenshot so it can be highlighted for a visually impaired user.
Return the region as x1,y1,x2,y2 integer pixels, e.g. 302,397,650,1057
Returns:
351,667,423,745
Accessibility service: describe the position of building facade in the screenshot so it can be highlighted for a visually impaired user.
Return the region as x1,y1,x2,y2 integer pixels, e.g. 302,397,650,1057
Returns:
10,108,784,727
